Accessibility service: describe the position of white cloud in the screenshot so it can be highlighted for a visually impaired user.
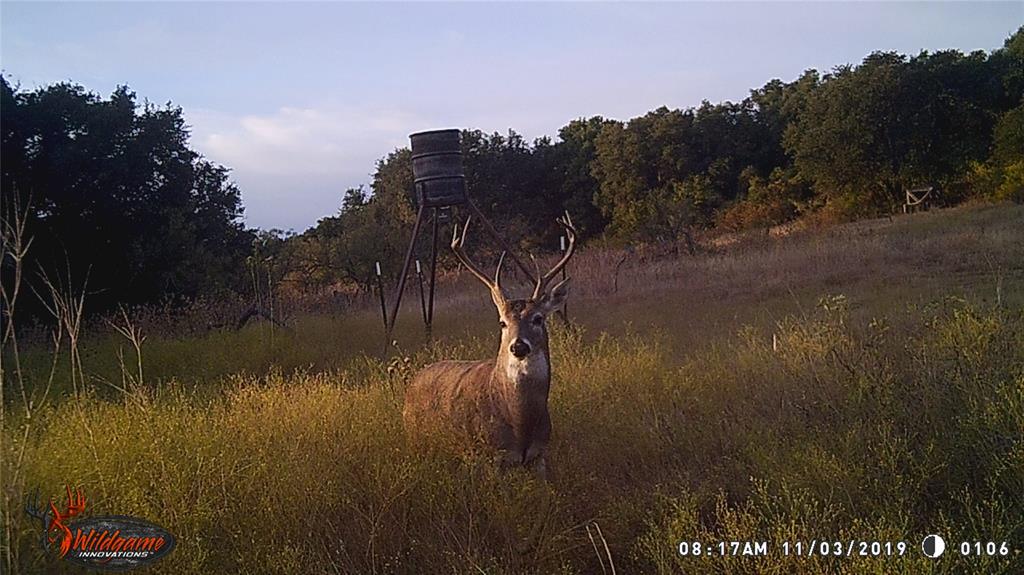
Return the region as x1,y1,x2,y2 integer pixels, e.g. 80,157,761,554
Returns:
184,104,425,230
188,105,419,177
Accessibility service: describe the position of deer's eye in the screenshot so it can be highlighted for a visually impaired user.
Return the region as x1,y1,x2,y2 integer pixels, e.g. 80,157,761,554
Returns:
499,321,508,329
532,315,544,325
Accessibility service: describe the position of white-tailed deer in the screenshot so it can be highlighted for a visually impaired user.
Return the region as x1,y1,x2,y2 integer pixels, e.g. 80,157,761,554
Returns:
403,214,577,478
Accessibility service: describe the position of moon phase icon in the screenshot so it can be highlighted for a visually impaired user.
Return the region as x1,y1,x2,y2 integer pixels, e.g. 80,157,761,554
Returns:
922,534,946,558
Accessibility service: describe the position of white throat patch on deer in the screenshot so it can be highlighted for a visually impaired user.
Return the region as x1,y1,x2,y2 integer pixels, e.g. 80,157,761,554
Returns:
505,348,549,385
403,213,576,479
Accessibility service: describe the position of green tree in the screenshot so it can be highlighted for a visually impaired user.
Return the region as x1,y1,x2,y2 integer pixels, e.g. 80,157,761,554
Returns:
786,49,1004,215
591,108,697,240
546,117,614,239
591,103,775,240
1,78,252,316
972,102,1024,202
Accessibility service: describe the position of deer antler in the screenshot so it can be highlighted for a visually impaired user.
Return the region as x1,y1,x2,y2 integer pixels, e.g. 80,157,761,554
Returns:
452,217,508,307
532,212,577,299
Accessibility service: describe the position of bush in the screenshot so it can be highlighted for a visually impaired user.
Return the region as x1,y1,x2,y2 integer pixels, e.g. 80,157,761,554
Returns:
717,168,809,232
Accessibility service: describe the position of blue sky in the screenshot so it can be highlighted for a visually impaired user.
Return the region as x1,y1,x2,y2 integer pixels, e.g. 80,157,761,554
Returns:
2,2,1020,232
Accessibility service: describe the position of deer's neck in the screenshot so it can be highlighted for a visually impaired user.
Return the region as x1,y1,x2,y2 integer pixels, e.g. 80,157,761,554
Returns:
493,346,550,400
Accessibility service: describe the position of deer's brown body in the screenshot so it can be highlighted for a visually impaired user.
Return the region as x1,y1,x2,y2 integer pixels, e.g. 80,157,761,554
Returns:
404,325,553,470
403,215,575,478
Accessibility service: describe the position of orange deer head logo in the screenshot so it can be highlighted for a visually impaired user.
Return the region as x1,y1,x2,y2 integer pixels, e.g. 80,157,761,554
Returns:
25,485,86,558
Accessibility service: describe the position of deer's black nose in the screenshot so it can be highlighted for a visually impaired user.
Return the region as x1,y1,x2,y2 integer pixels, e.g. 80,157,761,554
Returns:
510,339,531,359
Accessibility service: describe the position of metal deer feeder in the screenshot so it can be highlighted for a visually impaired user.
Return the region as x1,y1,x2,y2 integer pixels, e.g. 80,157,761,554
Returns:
384,129,536,343
411,129,468,207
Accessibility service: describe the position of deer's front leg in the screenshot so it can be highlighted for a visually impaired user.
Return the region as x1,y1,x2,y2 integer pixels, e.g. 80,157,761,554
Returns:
523,444,550,480
488,418,521,470
529,455,549,481
493,449,521,470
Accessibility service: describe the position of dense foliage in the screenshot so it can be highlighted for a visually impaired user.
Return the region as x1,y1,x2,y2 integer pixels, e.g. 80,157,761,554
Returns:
1,78,253,317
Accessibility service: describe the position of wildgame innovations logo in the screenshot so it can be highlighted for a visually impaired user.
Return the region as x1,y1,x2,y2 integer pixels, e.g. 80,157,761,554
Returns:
25,485,176,571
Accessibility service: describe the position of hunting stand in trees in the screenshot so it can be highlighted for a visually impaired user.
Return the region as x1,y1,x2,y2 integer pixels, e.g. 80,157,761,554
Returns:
904,186,936,213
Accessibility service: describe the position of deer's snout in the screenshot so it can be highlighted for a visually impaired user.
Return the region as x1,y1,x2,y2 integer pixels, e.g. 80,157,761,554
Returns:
510,339,531,359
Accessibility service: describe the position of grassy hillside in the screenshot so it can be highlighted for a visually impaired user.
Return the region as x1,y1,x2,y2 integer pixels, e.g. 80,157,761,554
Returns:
2,203,1023,573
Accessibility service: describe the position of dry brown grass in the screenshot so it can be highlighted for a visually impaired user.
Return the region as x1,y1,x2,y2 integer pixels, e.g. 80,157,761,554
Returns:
418,202,1023,356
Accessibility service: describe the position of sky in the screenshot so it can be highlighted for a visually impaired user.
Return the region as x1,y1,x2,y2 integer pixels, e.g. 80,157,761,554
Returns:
2,2,1021,232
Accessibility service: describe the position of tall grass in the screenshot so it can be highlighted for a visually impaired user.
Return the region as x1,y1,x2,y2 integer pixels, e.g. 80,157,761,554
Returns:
3,203,1023,573
3,299,1021,573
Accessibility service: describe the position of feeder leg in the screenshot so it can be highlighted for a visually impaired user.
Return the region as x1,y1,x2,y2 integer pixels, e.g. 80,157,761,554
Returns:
426,208,440,340
417,267,427,326
386,202,426,343
466,200,537,283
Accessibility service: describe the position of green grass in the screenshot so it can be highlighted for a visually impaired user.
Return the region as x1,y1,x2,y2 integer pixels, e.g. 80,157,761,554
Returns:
3,203,1023,573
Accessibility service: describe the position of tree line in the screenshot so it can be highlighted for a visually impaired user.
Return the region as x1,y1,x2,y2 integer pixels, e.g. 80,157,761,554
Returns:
287,28,1022,293
2,28,1022,316
1,79,252,320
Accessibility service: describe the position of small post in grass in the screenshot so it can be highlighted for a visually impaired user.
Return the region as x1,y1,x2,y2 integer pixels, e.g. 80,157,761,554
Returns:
560,234,569,322
415,259,428,327
375,261,388,347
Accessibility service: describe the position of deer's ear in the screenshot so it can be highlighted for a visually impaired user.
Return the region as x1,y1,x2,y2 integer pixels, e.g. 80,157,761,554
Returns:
539,277,570,314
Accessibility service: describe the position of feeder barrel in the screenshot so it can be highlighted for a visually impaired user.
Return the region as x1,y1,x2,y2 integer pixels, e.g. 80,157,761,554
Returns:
410,129,467,208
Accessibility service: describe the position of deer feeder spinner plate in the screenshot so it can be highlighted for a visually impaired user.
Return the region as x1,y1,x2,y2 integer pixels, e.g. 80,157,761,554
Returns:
410,129,467,208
